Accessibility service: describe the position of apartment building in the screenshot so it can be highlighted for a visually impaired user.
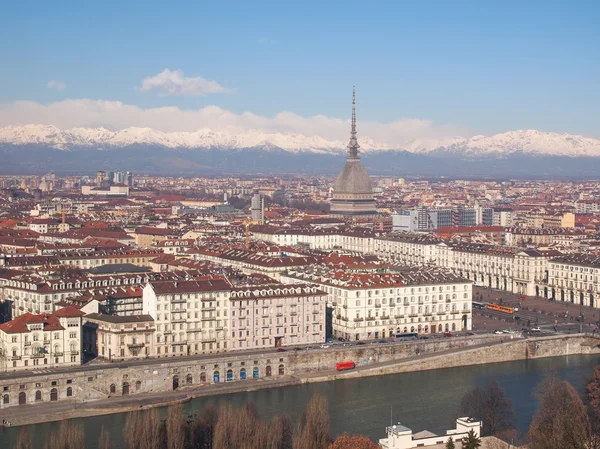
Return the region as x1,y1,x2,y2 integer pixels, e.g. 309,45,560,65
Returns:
229,284,326,351
281,266,472,340
142,278,233,357
0,306,84,373
83,314,155,361
546,254,600,306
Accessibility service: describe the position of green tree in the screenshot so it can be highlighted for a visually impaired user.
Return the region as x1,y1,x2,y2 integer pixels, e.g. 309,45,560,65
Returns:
445,437,456,449
461,429,482,449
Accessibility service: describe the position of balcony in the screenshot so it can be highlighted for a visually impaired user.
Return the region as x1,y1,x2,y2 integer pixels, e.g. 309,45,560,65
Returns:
408,314,418,318
172,341,188,346
70,351,80,355
171,298,186,304
54,352,64,356
201,338,216,343
341,317,349,322
31,353,45,359
437,312,446,316
394,315,404,319
11,356,21,361
374,304,382,308
353,318,364,322
381,315,390,320
203,307,217,312
365,316,375,321
128,343,145,349
201,317,214,321
24,341,31,346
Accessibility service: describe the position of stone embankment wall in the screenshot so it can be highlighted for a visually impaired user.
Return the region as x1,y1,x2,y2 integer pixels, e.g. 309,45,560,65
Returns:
310,334,600,382
0,334,596,410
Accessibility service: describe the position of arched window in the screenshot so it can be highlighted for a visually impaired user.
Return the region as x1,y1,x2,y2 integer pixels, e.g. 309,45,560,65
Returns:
186,374,193,385
70,342,77,353
2,394,8,404
278,364,285,376
66,387,73,397
122,383,130,395
19,392,26,405
451,323,456,331
266,365,272,377
50,388,58,401
136,381,142,391
200,372,207,382
110,384,116,394
35,390,42,401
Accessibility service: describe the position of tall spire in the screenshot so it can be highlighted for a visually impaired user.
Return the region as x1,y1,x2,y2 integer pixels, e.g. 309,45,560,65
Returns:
347,87,360,158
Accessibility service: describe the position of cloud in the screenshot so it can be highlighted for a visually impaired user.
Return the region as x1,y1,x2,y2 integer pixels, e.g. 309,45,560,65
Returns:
47,80,66,90
139,69,232,96
0,98,466,149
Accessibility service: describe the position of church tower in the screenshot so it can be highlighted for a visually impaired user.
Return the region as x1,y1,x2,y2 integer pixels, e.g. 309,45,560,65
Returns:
330,89,377,215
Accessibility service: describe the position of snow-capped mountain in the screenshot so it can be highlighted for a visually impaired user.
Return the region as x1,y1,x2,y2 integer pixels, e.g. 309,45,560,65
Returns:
1,125,600,157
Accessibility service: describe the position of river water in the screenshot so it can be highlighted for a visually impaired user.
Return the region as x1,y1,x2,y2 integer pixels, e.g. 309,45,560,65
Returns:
2,354,599,448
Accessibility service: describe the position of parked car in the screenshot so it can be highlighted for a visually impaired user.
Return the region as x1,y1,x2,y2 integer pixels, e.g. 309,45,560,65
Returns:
355,341,366,345
466,332,475,336
530,327,542,333
277,348,287,352
443,332,453,337
419,336,429,340
320,344,331,349
293,347,302,351
493,330,503,334
326,338,334,344
379,339,387,344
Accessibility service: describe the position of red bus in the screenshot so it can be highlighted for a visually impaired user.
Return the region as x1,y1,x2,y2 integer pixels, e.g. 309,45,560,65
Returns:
336,361,356,371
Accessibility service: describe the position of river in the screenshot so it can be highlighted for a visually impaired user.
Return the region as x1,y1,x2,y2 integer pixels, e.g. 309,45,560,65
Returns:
2,354,599,448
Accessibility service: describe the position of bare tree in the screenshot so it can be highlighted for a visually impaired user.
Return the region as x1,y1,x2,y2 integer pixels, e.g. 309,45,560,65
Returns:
587,364,600,435
166,403,186,449
98,426,111,449
123,410,143,449
529,380,591,449
213,403,234,449
140,408,161,449
191,403,218,449
460,379,516,437
293,393,331,449
13,428,32,449
45,421,85,449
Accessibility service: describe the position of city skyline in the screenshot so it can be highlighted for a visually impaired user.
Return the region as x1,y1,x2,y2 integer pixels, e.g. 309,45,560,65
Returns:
1,1,599,145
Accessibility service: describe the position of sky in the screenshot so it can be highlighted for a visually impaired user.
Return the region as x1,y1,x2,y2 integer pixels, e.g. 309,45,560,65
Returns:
0,0,599,144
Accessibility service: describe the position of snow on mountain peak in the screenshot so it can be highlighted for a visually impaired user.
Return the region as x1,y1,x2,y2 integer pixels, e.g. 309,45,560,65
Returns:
0,124,599,157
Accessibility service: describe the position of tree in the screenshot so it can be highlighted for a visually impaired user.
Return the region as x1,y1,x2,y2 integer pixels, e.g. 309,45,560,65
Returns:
460,379,516,437
140,408,161,449
445,437,456,449
166,403,186,449
587,364,600,434
191,404,218,449
123,410,143,449
293,393,331,449
528,380,591,449
98,426,111,449
461,430,482,449
44,421,85,449
328,433,379,449
13,428,32,449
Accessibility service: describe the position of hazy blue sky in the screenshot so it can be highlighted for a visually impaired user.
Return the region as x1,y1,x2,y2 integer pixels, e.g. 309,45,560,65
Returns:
1,0,599,140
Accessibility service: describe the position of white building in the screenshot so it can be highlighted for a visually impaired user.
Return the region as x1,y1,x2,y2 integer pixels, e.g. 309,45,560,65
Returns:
379,417,482,449
0,306,84,373
281,266,472,340
142,278,233,357
229,284,327,350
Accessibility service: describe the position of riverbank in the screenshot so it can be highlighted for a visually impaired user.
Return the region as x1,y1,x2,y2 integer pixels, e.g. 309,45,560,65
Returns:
2,333,598,427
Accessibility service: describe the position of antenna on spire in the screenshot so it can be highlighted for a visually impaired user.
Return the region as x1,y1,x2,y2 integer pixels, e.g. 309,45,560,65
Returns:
347,87,360,158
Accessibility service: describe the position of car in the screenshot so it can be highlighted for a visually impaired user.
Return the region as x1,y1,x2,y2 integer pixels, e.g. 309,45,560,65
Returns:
530,327,542,333
355,341,366,345
379,339,387,344
277,348,287,352
466,332,474,336
293,347,302,351
326,338,334,344
419,336,429,340
342,342,351,347
501,329,512,334
493,330,503,334
320,344,330,349
443,332,453,337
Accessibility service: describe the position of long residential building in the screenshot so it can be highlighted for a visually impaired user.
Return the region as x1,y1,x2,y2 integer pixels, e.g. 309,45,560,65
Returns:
281,265,472,340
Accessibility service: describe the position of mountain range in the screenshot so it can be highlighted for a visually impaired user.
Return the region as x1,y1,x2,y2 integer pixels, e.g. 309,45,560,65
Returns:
1,125,600,178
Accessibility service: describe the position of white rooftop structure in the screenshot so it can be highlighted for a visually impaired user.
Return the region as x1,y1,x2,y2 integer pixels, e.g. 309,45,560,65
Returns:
379,417,482,449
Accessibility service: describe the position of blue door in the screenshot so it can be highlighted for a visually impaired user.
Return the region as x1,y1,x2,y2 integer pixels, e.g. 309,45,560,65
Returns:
213,371,220,383
240,369,246,380
253,367,259,379
226,369,233,382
